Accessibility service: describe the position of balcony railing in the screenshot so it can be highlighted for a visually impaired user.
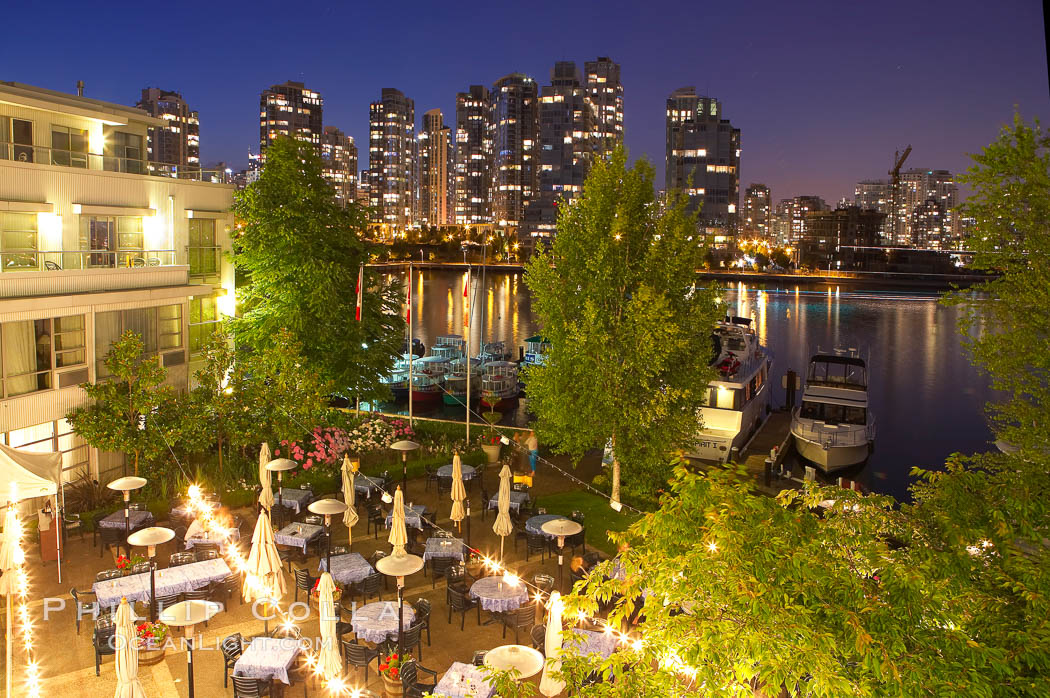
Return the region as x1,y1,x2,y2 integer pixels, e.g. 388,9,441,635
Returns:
0,249,177,272
0,141,229,182
187,246,221,277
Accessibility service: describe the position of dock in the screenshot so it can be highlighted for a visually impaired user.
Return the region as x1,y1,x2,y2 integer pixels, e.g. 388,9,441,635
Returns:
738,409,801,496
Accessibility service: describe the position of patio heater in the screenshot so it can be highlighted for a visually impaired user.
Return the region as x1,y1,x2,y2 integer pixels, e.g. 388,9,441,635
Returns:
265,458,298,526
106,476,147,557
375,552,424,658
390,440,420,491
307,498,348,572
541,518,583,593
127,526,175,621
160,599,220,698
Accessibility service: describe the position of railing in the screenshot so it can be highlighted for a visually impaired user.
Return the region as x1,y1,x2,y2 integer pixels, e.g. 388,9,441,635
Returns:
0,249,178,271
187,246,221,277
792,418,875,448
0,141,229,182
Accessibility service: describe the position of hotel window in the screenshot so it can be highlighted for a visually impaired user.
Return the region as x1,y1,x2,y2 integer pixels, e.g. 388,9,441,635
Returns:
189,295,220,355
0,212,39,271
79,215,144,268
2,319,51,397
95,305,183,378
106,131,144,174
50,125,89,168
1,117,33,162
53,315,86,368
187,218,218,276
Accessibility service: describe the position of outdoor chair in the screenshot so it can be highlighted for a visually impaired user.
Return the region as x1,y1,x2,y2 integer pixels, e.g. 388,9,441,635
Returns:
62,513,83,541
270,623,302,640
128,502,147,511
369,551,390,590
480,487,492,521
513,523,528,551
401,621,425,659
428,556,457,588
212,573,241,605
471,650,487,666
180,589,214,626
302,514,323,526
169,551,195,566
350,572,383,603
500,602,537,644
567,526,586,555
95,569,122,582
446,563,471,591
152,593,179,620
130,562,151,574
446,585,480,630
570,510,585,525
330,545,350,556
91,511,108,548
232,675,272,698
196,548,220,562
511,482,529,493
570,566,587,587
413,598,432,645
98,527,123,556
341,639,380,682
424,465,440,491
400,659,439,698
44,260,61,271
221,633,244,688
367,505,385,538
525,531,549,562
194,541,220,559
531,624,546,652
437,476,453,498
70,587,97,635
278,546,307,572
293,567,317,603
532,574,555,596
93,617,117,675
172,525,187,549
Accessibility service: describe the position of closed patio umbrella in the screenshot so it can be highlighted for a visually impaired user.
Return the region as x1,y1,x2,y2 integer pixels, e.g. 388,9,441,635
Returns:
243,510,285,632
0,507,21,698
316,572,341,681
388,486,408,557
450,453,467,530
258,442,274,512
341,455,359,534
538,592,565,697
114,597,146,698
492,463,514,559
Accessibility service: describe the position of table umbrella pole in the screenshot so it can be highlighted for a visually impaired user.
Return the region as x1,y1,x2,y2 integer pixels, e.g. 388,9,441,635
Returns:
6,592,11,698
557,537,565,593
149,558,157,621
186,632,195,698
123,493,131,557
397,577,405,658
325,514,332,573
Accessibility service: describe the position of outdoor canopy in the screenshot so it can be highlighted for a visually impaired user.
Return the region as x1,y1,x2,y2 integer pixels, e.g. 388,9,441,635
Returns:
0,444,60,503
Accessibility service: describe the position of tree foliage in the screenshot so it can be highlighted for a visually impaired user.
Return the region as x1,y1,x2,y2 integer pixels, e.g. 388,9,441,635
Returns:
523,147,720,501
232,136,404,401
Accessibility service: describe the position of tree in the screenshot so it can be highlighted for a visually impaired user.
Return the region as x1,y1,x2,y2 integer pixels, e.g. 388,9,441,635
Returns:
523,147,721,502
66,331,177,476
232,136,404,402
185,325,250,473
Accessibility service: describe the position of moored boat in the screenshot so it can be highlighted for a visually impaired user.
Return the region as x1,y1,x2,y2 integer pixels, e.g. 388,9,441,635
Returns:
480,360,519,409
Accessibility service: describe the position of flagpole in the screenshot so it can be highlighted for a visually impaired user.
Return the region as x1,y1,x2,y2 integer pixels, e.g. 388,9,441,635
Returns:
408,261,414,427
356,263,363,415
465,265,472,443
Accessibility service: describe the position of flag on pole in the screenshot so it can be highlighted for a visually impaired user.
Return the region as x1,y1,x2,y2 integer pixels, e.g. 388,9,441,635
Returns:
355,265,364,322
406,267,412,324
463,268,470,329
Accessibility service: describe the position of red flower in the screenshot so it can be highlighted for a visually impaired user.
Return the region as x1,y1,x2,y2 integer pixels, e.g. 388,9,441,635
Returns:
391,653,398,661
379,664,388,672
390,668,399,678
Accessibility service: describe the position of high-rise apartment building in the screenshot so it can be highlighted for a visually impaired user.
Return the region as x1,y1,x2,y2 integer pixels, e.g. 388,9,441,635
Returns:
800,206,885,269
665,87,741,235
774,195,828,245
584,56,623,155
320,126,358,208
524,62,596,242
259,81,323,157
742,183,772,239
453,85,492,226
368,88,415,232
418,109,452,226
356,170,371,209
899,168,956,247
135,88,200,175
0,81,234,483
854,179,892,239
490,74,538,234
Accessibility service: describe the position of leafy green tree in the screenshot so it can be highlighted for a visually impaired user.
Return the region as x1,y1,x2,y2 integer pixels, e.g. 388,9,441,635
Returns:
523,147,721,502
232,136,404,402
66,331,177,476
185,325,250,473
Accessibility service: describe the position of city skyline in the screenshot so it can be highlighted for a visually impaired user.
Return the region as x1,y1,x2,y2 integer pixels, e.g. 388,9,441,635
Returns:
2,1,1047,205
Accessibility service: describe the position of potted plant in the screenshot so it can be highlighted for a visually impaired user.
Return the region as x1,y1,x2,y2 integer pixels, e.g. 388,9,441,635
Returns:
378,652,409,696
481,412,503,463
115,553,147,575
136,620,169,665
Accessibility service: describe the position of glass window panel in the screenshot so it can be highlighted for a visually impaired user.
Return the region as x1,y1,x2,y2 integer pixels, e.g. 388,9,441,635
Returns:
158,304,183,350
94,310,121,378
12,119,33,163
1,212,39,271
54,314,86,367
3,319,50,396
8,422,54,452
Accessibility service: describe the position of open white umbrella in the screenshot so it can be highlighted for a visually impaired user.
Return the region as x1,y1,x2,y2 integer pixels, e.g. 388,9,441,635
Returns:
258,442,274,511
492,463,514,559
450,453,467,530
243,510,286,633
316,572,342,680
388,487,408,557
341,455,359,533
538,592,565,697
114,597,146,698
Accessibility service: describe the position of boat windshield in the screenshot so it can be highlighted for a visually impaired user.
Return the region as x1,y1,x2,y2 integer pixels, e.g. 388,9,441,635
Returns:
807,357,866,387
799,400,866,425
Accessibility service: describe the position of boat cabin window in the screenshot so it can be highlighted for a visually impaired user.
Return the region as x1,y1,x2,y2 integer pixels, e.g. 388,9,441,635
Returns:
705,386,741,410
808,359,866,387
799,400,866,425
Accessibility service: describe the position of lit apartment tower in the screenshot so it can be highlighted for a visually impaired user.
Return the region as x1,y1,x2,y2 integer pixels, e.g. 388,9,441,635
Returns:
453,85,492,225
774,195,828,244
489,74,538,234
320,126,358,207
854,179,892,239
356,170,371,209
368,88,415,232
899,169,957,246
135,88,200,174
742,183,772,239
0,81,234,481
259,81,323,156
418,109,452,225
524,62,596,242
584,56,624,155
665,87,741,235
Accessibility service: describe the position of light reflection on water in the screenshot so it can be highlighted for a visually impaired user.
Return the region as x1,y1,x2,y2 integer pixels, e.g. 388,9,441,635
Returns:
385,269,995,501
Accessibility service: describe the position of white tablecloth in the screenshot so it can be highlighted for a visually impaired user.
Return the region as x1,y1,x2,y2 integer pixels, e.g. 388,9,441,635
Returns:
350,601,415,644
274,522,323,553
567,629,618,658
318,552,374,585
422,537,466,563
469,576,529,612
437,464,477,480
432,661,495,698
98,510,154,530
234,636,300,685
353,473,386,496
486,491,529,513
92,558,232,607
385,504,428,530
276,488,313,513
184,519,241,550
525,514,568,539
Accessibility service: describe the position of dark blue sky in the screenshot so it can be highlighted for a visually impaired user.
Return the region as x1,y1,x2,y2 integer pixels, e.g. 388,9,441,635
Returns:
4,0,1047,203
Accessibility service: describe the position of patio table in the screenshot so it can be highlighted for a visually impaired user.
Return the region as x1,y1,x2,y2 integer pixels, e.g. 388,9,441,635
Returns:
432,661,495,698
275,522,323,553
566,628,619,658
422,537,466,563
98,510,154,530
353,473,387,497
275,488,313,513
184,518,241,550
469,576,529,613
92,558,232,608
234,636,300,685
436,464,477,480
318,552,374,585
525,514,569,539
385,504,428,530
486,491,529,513
350,601,415,644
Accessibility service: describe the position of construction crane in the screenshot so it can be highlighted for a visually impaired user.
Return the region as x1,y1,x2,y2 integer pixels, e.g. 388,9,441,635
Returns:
888,145,912,245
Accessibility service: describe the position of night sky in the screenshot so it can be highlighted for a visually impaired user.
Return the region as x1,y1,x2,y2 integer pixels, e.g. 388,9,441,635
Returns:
4,0,1047,204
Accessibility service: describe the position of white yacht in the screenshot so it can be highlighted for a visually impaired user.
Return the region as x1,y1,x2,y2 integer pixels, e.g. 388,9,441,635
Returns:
791,351,875,471
690,317,772,463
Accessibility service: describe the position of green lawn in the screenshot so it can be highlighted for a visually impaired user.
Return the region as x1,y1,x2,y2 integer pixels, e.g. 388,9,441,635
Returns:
535,490,641,557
